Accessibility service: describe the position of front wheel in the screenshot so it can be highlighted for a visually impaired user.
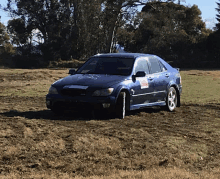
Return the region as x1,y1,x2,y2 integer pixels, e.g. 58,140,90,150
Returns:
51,108,64,115
51,102,65,115
115,92,126,119
166,87,177,111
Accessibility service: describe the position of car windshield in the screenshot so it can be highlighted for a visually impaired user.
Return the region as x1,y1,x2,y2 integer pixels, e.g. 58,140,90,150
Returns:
76,57,135,76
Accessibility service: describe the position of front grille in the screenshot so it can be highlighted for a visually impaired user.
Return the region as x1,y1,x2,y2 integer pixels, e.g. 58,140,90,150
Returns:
61,89,86,97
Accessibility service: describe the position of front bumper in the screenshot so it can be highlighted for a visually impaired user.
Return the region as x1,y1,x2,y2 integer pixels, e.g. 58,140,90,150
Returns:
46,93,117,110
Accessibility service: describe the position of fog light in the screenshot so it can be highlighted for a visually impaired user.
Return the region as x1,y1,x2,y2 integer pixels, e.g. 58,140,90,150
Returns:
102,103,110,108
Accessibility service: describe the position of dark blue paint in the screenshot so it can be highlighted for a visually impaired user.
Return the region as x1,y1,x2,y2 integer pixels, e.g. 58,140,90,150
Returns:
53,74,127,89
46,53,182,112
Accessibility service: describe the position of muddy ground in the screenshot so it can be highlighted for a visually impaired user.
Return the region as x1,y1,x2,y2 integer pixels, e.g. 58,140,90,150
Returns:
0,69,220,178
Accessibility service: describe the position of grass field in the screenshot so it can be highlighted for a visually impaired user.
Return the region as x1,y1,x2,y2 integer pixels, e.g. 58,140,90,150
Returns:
0,69,220,178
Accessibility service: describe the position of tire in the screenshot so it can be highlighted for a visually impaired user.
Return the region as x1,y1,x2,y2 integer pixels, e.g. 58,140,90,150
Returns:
51,103,65,115
166,87,178,112
51,108,64,115
115,92,126,119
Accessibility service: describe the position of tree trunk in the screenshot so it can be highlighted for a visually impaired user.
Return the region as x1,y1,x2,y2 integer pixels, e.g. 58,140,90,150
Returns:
105,2,122,53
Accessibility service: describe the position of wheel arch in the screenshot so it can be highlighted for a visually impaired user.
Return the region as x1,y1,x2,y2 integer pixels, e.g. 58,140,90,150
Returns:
116,87,131,111
169,84,180,107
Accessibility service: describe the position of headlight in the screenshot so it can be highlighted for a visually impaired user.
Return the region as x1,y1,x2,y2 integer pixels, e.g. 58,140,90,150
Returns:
48,86,58,94
92,88,114,96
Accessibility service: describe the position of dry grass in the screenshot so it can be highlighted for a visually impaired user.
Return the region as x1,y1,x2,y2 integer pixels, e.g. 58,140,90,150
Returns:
180,70,220,104
0,69,220,178
0,69,67,97
1,168,220,179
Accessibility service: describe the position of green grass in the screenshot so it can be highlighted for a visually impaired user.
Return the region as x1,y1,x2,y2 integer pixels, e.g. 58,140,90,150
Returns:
180,71,220,104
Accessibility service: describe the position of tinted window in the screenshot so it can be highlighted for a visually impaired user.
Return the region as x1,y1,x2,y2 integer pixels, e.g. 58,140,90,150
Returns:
158,61,167,71
148,57,162,74
134,58,150,75
76,57,135,76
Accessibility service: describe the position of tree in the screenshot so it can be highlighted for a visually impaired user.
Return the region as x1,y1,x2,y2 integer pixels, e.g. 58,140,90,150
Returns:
4,0,149,60
203,0,220,66
73,0,104,58
119,1,211,65
0,22,15,66
216,0,220,31
0,22,14,53
101,0,148,53
5,0,76,60
7,18,31,45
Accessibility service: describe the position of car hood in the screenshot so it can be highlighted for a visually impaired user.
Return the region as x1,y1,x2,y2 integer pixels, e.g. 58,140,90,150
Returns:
53,74,129,88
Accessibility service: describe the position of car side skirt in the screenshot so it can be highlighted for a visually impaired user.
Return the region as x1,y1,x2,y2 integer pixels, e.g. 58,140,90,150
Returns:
130,101,166,110
132,90,166,97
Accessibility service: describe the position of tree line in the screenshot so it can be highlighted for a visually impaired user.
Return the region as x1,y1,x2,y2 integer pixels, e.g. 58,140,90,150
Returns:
0,0,219,68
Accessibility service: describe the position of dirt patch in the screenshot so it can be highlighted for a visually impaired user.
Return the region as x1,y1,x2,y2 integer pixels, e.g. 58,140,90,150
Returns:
184,69,220,80
0,96,220,177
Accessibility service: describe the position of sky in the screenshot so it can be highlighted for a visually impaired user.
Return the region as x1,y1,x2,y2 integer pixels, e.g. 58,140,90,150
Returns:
0,0,218,29
188,0,218,29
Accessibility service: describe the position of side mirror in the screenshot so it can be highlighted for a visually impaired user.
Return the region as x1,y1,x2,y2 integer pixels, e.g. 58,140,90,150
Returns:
134,71,146,77
68,68,76,75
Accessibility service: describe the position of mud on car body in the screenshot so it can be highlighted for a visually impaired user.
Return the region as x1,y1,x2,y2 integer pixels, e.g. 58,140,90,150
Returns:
46,53,182,119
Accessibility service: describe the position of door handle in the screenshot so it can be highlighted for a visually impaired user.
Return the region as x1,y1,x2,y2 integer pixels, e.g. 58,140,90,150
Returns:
148,76,154,81
165,74,169,78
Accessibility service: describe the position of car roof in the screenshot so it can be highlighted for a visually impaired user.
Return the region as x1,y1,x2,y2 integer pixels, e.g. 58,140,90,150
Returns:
92,53,174,71
93,53,155,59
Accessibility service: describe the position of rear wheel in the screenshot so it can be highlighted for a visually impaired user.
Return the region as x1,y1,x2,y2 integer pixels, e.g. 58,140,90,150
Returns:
115,92,126,119
166,87,177,111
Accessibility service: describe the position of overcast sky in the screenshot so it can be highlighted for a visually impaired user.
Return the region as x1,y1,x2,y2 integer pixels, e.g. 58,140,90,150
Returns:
0,0,218,29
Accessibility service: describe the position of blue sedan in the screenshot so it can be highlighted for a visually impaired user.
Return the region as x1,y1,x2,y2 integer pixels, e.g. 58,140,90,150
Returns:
46,53,182,119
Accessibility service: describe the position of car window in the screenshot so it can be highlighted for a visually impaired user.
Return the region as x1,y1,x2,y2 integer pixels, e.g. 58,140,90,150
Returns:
158,61,167,71
148,57,162,74
79,58,99,74
76,57,135,76
134,58,150,75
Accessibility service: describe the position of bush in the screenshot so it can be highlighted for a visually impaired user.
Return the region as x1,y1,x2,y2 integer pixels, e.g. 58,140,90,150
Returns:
47,59,85,69
10,55,47,68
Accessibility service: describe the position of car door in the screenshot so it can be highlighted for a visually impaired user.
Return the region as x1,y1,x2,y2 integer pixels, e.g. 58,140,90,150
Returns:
131,57,155,106
148,57,170,103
